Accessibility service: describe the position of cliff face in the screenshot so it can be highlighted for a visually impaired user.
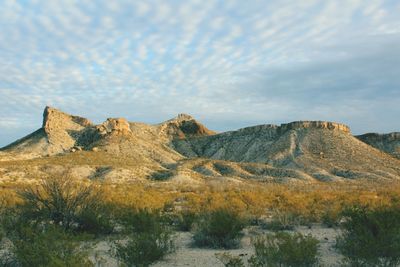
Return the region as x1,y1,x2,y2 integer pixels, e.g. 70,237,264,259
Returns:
279,121,351,134
43,106,92,133
356,132,400,159
0,107,96,157
42,106,94,151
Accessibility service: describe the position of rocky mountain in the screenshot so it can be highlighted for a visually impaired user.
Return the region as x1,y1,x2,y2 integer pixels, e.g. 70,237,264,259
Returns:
0,107,399,184
356,133,400,159
173,121,400,181
0,107,212,161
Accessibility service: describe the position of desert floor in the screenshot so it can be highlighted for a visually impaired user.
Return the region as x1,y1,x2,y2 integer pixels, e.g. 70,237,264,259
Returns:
91,224,342,267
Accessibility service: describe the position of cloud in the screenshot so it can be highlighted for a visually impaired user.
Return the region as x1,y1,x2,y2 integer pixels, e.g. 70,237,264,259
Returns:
0,0,399,146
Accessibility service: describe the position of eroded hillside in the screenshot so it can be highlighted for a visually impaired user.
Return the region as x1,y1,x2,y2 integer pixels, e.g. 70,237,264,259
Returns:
0,107,399,184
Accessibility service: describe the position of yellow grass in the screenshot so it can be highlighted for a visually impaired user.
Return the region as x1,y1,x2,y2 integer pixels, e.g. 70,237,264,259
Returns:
1,178,399,222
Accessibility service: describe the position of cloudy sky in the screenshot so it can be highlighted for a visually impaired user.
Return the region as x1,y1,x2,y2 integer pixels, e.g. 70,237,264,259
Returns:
1,0,399,146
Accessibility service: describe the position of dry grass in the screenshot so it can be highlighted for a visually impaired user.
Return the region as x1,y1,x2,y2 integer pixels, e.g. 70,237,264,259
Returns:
2,178,398,225
0,151,156,169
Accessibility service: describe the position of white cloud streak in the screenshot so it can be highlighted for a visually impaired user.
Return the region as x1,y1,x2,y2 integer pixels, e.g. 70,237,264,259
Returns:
0,0,399,146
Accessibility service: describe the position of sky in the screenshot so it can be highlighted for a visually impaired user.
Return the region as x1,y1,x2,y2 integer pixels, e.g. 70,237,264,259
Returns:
0,0,400,147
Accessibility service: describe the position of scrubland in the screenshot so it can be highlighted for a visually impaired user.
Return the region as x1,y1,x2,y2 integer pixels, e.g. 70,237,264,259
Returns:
1,177,400,266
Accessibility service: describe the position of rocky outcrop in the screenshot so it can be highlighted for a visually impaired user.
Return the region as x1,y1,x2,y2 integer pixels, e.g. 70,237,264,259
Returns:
356,132,400,159
279,121,351,134
2,107,210,160
0,107,96,157
42,106,94,151
158,113,215,139
96,118,133,137
43,106,92,131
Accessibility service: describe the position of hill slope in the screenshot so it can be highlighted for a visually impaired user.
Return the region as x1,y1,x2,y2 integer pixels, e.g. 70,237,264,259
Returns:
0,107,214,163
356,133,400,159
1,107,399,183
173,122,400,181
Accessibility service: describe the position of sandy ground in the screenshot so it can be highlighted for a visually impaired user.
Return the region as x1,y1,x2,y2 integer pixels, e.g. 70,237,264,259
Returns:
90,224,343,267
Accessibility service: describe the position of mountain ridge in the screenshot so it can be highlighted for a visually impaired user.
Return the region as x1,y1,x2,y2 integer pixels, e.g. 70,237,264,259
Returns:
0,107,399,184
356,132,400,159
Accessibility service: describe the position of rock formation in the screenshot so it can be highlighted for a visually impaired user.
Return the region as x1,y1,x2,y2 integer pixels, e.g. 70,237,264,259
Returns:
0,106,399,183
173,121,400,181
42,106,94,151
279,121,351,134
96,118,133,137
158,113,215,139
357,132,400,159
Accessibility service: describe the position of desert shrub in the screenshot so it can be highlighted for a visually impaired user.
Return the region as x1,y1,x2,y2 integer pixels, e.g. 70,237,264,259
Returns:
8,224,93,267
114,208,175,266
321,209,340,228
151,170,173,181
249,232,319,267
114,230,174,267
117,208,167,233
16,177,113,235
0,198,7,241
175,210,197,231
0,224,3,241
216,252,245,267
0,250,18,267
75,205,114,235
261,211,298,231
193,208,245,248
336,206,400,266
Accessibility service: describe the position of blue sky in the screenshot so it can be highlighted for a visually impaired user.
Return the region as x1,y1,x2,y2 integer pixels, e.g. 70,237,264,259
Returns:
1,0,400,146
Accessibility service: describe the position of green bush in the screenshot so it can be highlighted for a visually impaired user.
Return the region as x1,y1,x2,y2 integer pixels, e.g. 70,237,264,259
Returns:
0,199,9,242
321,209,340,228
9,224,93,267
336,206,400,266
216,253,245,267
0,225,3,241
16,177,113,235
114,231,174,267
193,209,245,249
176,210,197,231
0,250,18,267
75,205,114,235
117,208,166,233
261,212,297,231
114,208,175,266
249,232,320,267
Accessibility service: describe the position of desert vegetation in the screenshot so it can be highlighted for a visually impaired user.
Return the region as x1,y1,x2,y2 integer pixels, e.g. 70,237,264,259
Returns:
1,177,400,266
249,232,320,267
193,208,245,248
113,209,175,266
336,206,400,266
